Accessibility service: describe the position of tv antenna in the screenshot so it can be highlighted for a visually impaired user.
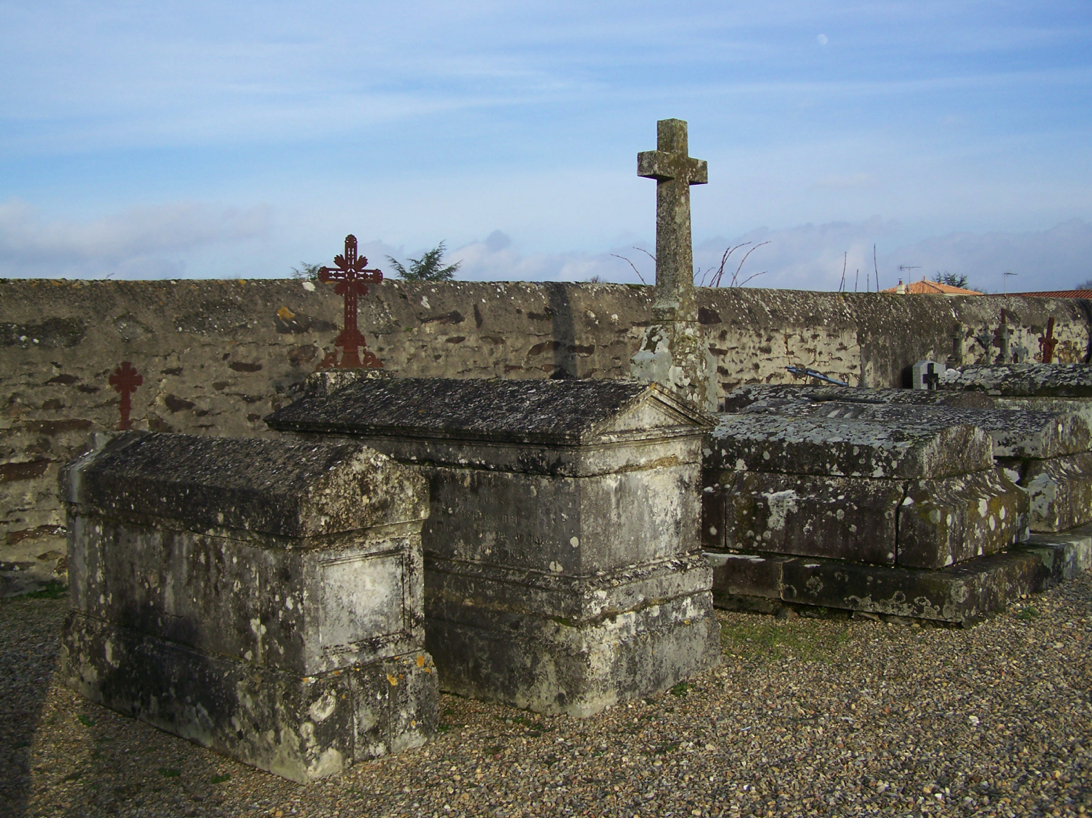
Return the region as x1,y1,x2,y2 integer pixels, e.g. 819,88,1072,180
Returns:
1003,270,1018,294
898,265,921,278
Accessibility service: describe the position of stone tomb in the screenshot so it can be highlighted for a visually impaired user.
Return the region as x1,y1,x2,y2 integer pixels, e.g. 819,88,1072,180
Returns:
60,432,437,783
705,384,1091,623
266,374,721,716
745,395,1092,534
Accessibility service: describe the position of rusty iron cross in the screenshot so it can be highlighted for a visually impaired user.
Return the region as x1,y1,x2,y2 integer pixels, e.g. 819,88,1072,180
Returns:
1040,317,1058,363
638,118,708,322
317,234,383,369
109,361,142,430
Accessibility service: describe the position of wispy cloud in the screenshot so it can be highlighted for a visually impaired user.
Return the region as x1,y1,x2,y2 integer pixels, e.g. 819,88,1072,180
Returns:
0,198,272,279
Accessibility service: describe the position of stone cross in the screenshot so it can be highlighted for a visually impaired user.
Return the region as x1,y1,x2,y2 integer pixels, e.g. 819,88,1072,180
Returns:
109,361,142,430
1039,317,1058,363
318,235,383,369
638,119,708,321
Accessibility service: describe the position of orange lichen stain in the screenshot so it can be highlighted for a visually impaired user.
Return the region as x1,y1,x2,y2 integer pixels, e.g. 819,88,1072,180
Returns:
277,306,296,321
416,654,426,667
387,674,399,686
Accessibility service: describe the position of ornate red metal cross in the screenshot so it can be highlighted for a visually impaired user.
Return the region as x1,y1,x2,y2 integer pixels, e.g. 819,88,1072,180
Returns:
109,361,143,430
317,234,384,369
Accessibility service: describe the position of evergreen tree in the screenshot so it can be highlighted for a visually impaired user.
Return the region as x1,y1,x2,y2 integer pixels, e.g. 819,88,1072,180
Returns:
387,242,461,281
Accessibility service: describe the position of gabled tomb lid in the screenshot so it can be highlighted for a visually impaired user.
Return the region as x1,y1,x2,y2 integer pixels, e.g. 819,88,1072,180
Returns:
64,432,426,539
265,377,713,444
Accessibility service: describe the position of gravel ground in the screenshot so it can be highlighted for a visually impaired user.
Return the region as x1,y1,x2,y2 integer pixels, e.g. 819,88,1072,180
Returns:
3,577,1090,818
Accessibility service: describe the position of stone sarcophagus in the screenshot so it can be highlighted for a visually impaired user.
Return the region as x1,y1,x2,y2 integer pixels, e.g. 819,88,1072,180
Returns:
705,383,1092,624
60,432,437,783
267,375,721,717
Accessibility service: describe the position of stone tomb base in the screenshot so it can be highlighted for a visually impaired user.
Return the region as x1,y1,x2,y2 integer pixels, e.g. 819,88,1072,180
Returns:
267,375,722,716
60,433,437,782
707,524,1092,625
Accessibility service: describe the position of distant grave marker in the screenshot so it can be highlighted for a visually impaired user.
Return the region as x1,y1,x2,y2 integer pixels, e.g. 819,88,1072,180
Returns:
1040,317,1058,363
108,361,142,430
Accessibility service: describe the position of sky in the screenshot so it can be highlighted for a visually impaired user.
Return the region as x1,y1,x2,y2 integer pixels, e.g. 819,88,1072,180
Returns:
2,1,1091,293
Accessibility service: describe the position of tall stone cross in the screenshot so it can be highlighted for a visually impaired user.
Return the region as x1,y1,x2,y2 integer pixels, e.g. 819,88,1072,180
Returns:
318,234,383,369
630,119,716,412
638,118,708,321
109,361,142,430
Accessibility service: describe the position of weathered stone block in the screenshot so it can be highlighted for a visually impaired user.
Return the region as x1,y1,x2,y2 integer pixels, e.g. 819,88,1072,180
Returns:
61,432,436,782
747,399,1092,460
779,552,1049,626
267,376,721,716
721,383,994,413
709,413,992,478
1021,453,1092,532
940,363,1092,397
705,552,790,600
897,469,1028,569
714,472,901,564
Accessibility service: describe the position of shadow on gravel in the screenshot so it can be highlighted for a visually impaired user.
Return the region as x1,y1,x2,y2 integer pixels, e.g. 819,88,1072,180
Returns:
0,591,67,818
1,591,247,817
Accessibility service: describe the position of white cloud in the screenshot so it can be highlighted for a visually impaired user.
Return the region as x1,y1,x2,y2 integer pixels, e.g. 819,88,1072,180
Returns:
817,33,828,46
0,198,272,279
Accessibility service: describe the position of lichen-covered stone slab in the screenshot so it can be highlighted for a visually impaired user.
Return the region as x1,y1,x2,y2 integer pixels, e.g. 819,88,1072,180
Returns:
61,432,436,782
941,363,1092,397
1021,453,1092,532
709,413,992,478
744,400,1092,460
722,383,994,413
705,527,1092,625
780,552,1048,626
898,469,1028,569
709,471,901,564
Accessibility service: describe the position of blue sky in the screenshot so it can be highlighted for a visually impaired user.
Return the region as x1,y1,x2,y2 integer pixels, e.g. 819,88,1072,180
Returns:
2,1,1090,292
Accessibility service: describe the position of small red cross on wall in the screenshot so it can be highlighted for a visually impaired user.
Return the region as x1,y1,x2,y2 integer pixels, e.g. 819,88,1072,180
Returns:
109,361,142,430
1040,317,1058,363
317,235,383,369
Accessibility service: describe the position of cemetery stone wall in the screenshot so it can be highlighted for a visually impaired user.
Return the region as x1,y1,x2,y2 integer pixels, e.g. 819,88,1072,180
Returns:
2,277,1089,593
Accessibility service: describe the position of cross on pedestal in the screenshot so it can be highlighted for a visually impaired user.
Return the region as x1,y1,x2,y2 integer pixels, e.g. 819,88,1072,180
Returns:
109,361,142,430
1039,317,1058,363
318,234,383,369
638,118,708,322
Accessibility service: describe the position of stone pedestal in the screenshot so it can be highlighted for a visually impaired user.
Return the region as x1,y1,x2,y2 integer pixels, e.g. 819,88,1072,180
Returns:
267,375,721,716
60,432,436,783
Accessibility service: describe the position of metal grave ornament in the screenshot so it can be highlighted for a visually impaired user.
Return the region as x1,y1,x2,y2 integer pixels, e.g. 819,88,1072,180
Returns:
1039,317,1058,363
108,361,142,430
317,234,383,370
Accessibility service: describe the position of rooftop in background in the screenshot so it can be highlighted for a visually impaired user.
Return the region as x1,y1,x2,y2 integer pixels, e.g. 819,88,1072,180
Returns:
1004,290,1092,299
882,278,983,296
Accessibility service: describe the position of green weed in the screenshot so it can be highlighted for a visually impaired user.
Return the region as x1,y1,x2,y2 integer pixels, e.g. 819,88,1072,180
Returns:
720,618,850,663
1016,606,1039,622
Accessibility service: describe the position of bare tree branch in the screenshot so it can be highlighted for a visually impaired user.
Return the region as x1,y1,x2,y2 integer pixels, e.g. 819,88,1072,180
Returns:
609,252,649,285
